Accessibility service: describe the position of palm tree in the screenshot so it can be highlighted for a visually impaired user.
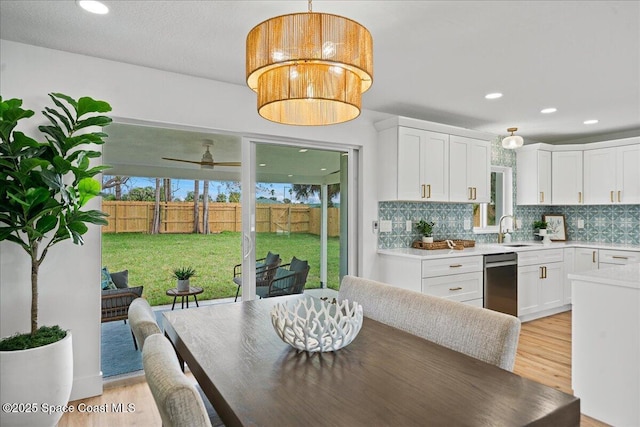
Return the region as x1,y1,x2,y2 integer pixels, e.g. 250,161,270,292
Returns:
292,184,340,207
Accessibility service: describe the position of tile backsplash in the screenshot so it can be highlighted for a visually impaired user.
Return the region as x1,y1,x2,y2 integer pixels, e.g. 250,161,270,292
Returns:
378,137,640,248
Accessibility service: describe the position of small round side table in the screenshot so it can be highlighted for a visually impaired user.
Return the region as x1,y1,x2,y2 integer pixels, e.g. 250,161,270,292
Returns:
166,286,203,310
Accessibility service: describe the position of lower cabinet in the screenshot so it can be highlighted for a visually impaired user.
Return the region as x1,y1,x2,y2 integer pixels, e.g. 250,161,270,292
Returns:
518,249,565,319
421,255,484,306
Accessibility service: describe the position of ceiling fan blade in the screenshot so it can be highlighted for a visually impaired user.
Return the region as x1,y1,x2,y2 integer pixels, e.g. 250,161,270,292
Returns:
212,162,242,166
162,157,205,165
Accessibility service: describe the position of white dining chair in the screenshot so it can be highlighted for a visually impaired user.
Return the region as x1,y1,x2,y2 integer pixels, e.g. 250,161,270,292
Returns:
338,275,521,371
128,297,161,351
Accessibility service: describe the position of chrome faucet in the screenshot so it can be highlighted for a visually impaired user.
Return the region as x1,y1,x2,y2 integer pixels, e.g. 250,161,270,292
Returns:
498,215,516,243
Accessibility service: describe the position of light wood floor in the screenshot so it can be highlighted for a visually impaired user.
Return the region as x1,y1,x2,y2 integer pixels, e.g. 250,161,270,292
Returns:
59,311,608,426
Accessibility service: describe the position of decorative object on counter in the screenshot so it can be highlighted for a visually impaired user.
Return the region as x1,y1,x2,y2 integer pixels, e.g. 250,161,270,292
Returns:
503,231,512,243
415,220,435,243
543,214,567,241
412,240,475,250
533,219,551,245
270,297,363,353
172,266,197,292
502,127,524,149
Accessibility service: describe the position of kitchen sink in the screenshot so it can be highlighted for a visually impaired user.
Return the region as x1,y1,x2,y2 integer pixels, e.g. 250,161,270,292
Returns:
501,243,538,247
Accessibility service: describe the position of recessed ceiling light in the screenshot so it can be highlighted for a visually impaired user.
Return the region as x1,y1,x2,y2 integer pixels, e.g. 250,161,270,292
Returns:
77,0,109,14
287,174,293,177
540,108,557,114
485,93,503,100
583,119,599,125
298,149,308,153
320,168,327,171
259,163,266,167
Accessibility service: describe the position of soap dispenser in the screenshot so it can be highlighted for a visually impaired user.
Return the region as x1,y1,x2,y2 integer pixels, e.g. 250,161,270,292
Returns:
503,230,512,243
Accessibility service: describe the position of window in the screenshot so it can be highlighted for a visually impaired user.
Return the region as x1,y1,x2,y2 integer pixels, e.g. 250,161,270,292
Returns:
473,166,512,233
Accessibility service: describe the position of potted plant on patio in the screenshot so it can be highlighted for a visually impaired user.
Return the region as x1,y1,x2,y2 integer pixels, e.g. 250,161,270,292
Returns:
172,266,197,292
415,220,435,243
0,93,111,426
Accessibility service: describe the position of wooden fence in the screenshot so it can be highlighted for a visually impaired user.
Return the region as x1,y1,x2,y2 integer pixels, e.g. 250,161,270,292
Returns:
101,202,340,236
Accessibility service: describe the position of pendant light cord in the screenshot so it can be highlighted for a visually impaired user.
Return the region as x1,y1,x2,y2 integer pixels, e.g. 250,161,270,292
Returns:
308,0,312,12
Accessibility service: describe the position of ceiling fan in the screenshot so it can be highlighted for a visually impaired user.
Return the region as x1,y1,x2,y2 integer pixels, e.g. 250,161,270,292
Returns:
162,141,241,169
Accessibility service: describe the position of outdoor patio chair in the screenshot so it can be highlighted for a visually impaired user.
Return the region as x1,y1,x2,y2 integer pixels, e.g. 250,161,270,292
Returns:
256,257,310,299
101,267,143,325
128,298,161,351
232,251,281,301
143,334,222,427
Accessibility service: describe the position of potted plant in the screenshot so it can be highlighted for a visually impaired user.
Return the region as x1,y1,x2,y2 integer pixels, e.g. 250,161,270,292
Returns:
533,220,548,236
172,266,197,292
0,93,111,427
415,220,435,243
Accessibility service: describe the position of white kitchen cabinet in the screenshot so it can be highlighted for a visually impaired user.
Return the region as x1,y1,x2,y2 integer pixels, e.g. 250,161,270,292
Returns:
376,254,483,306
584,144,640,204
449,135,490,203
575,248,599,271
552,151,583,204
421,255,484,306
598,249,640,267
516,149,551,205
518,249,564,318
377,126,449,201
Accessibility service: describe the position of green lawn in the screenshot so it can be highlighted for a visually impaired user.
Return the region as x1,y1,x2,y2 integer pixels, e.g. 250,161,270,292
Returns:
102,232,341,306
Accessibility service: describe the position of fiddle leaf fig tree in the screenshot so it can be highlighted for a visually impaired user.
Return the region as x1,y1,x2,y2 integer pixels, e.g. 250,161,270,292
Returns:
0,93,112,340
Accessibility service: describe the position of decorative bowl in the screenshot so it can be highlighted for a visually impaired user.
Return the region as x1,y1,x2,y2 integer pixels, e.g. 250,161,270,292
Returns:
270,297,363,353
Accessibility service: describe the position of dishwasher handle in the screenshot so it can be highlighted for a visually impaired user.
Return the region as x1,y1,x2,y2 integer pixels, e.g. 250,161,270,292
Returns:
485,260,518,268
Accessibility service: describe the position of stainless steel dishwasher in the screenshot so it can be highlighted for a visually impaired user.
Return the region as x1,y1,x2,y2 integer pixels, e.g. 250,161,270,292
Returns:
483,252,518,316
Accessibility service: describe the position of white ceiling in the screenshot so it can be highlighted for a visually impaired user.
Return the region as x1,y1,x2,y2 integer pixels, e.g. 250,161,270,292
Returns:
1,0,639,179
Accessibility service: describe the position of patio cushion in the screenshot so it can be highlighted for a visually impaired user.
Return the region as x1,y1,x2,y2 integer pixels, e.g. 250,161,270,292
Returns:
110,269,129,289
101,267,114,290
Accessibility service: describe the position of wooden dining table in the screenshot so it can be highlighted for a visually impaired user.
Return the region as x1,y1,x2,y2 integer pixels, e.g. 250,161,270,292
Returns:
163,294,580,427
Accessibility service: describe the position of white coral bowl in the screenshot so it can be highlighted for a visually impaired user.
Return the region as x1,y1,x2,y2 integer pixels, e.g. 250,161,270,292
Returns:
270,297,363,353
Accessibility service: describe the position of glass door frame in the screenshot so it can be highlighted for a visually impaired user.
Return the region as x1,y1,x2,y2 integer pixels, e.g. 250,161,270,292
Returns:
240,136,360,301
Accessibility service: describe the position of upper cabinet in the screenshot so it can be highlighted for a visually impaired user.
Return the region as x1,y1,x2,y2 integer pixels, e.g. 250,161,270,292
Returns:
552,151,583,205
517,138,639,206
516,149,551,205
378,126,450,201
584,144,640,204
449,135,490,203
376,118,491,203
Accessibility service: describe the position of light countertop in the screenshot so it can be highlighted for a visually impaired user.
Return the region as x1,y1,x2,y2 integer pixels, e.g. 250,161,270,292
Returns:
378,241,640,260
568,263,640,290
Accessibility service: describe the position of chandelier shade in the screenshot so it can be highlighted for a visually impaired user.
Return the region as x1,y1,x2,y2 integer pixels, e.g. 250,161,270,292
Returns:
502,127,524,149
246,9,373,126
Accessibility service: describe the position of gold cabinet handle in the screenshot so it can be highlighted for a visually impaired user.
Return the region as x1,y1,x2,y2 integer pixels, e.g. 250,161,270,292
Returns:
578,192,582,203
422,184,426,198
449,287,463,291
540,266,544,279
612,255,628,260
592,251,596,263
449,264,462,268
473,187,477,200
427,184,432,199
610,191,614,203
539,192,544,203
618,190,622,203
468,187,473,200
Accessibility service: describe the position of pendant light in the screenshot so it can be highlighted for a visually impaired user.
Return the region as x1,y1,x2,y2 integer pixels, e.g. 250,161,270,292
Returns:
246,0,373,126
502,127,524,149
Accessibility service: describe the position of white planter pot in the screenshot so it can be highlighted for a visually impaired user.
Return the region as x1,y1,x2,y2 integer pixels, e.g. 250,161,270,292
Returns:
422,236,434,243
0,331,73,427
177,279,190,292
538,229,547,236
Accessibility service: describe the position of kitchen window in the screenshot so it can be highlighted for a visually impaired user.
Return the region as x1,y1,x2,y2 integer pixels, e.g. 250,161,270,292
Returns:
473,166,513,233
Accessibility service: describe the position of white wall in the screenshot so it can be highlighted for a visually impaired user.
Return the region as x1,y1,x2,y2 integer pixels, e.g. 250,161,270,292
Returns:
0,40,382,399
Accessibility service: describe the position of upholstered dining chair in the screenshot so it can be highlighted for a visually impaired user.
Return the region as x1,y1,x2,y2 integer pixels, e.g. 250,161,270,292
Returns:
143,334,224,427
128,298,161,351
338,275,521,371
